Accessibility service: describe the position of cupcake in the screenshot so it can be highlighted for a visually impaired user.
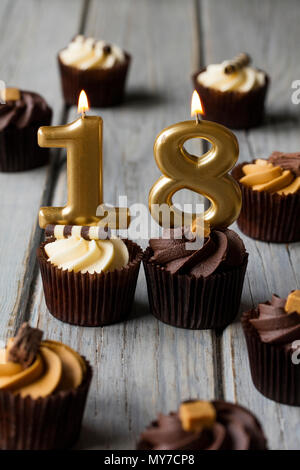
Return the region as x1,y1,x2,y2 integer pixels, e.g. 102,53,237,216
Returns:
143,226,248,329
232,152,300,242
58,35,131,107
242,291,300,405
0,87,52,172
137,399,267,450
37,224,143,326
0,322,92,449
192,53,269,129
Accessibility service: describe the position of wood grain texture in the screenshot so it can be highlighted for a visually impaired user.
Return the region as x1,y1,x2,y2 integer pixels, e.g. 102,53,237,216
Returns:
30,0,216,450
0,0,84,342
0,0,298,451
201,0,300,449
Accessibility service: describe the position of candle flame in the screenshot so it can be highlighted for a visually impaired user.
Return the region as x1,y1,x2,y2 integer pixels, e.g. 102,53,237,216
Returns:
191,90,204,117
78,90,89,114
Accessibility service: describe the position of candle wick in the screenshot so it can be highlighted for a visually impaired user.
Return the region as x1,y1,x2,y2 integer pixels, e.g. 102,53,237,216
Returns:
82,111,86,119
196,113,201,124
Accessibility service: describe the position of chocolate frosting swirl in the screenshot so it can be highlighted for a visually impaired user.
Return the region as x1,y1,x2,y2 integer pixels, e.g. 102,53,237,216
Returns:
137,401,267,450
0,91,52,131
149,228,246,278
250,294,300,348
268,151,300,177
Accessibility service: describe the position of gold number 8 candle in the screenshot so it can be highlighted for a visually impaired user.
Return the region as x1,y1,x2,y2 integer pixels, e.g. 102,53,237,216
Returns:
149,91,241,228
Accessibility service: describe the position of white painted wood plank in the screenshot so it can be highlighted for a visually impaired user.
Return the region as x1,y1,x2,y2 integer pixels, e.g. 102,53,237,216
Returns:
201,0,300,449
0,0,84,341
30,0,216,450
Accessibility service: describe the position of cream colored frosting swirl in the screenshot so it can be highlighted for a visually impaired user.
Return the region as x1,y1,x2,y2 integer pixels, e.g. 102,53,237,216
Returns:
197,62,265,92
45,236,129,274
0,340,85,398
59,35,125,70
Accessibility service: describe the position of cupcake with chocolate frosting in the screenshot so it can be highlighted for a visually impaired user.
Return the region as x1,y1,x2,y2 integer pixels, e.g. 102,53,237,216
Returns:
143,226,248,329
192,53,269,129
37,225,143,326
0,88,52,172
242,291,300,405
137,399,267,450
232,152,300,242
0,322,92,449
58,35,131,107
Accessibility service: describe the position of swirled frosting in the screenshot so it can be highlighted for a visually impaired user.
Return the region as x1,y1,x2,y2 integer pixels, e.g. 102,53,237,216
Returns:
149,228,246,278
0,91,52,131
240,158,300,195
268,151,300,177
197,62,265,93
0,339,85,398
250,294,300,349
45,236,129,274
59,35,126,70
137,401,267,450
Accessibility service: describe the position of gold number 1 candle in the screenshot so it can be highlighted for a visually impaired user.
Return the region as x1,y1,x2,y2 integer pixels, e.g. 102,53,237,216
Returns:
38,90,129,229
149,91,241,229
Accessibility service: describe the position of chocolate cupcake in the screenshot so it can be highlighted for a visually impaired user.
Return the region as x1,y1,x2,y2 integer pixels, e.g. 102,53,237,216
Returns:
37,224,142,326
0,87,52,172
137,399,267,450
242,291,300,405
232,152,300,242
58,35,130,107
0,322,92,450
143,227,248,330
192,53,269,129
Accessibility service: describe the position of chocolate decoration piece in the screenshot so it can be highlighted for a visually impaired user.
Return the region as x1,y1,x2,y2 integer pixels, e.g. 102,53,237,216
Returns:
268,151,300,177
7,323,43,368
224,53,251,74
250,294,300,346
45,224,111,240
137,400,267,450
103,44,112,55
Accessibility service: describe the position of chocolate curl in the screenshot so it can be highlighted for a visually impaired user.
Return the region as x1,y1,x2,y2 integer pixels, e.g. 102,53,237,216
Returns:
7,323,43,369
45,224,111,240
224,53,251,74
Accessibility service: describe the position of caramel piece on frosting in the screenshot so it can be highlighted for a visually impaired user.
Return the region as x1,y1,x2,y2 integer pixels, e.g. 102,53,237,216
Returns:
285,290,300,315
7,323,43,369
0,87,21,102
179,400,216,432
191,218,211,238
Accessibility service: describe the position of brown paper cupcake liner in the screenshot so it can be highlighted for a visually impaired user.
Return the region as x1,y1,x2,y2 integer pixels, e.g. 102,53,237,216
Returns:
0,360,92,450
0,119,52,172
58,54,131,107
192,69,269,130
232,163,300,242
242,310,300,405
143,248,248,330
37,239,143,327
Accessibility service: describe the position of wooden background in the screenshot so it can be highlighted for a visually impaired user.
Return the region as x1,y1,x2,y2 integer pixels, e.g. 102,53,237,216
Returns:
0,0,299,449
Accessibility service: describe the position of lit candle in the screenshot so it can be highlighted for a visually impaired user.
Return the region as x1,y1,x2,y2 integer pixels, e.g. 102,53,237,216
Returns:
38,90,129,228
149,90,241,229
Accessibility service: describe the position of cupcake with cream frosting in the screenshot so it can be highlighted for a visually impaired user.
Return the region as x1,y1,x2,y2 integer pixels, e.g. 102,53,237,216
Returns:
242,291,300,405
58,35,131,107
0,88,52,172
232,152,300,242
0,322,92,449
192,53,269,129
37,225,142,326
137,399,267,450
